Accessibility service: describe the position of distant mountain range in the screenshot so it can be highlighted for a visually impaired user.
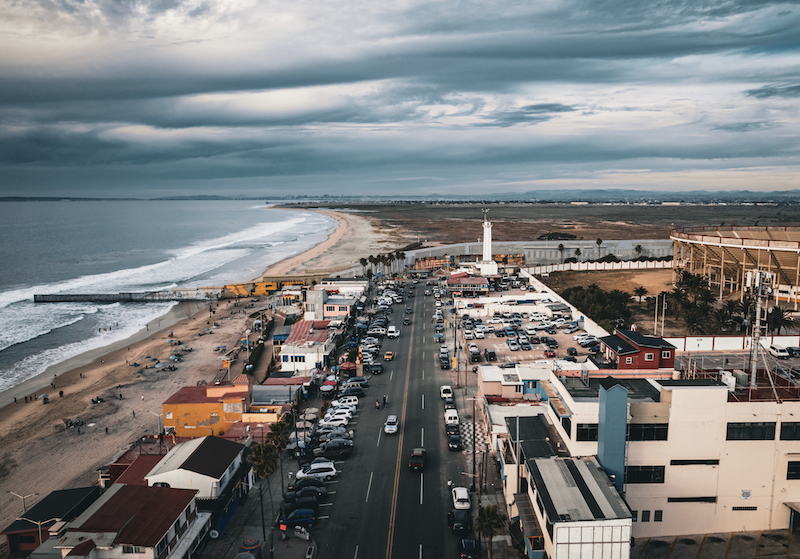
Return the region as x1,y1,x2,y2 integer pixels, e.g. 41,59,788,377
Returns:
2,189,800,203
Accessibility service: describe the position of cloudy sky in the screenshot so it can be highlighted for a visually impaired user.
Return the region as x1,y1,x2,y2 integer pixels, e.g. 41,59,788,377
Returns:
1,0,799,197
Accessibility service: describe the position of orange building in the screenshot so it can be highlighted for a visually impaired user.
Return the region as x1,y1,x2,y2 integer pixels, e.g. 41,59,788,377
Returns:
162,374,252,437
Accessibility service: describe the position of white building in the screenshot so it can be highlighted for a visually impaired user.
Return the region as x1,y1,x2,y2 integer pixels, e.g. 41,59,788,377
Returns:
278,320,336,372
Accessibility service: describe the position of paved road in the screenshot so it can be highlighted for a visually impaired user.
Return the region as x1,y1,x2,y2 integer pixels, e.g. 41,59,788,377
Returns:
314,282,470,559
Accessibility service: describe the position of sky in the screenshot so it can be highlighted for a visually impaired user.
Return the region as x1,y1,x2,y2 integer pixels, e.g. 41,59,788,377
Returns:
1,0,799,197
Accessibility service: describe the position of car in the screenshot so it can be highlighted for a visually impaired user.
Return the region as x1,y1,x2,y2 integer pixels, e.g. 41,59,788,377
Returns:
313,439,354,458
440,357,451,369
544,326,557,335
507,339,520,351
444,396,456,410
345,376,369,388
565,326,581,334
769,345,790,359
519,341,532,351
296,461,339,480
403,318,411,325
384,351,394,361
445,409,459,425
452,486,471,510
283,493,320,513
324,408,353,419
384,415,399,434
574,333,592,341
484,348,497,361
464,330,474,340
409,447,426,470
567,347,578,356
447,433,462,450
788,347,800,357
458,537,480,559
563,356,577,362
544,348,556,358
368,363,384,374
287,476,325,493
330,396,358,408
446,423,460,436
340,386,365,398
387,326,400,338
440,385,453,399
275,508,317,528
494,328,506,337
448,509,473,534
498,361,519,369
405,307,413,314
318,416,349,427
504,328,516,338
474,330,485,339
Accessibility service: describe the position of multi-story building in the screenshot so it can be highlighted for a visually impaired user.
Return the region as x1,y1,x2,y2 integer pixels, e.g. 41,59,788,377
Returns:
161,374,251,437
598,330,676,370
278,320,335,372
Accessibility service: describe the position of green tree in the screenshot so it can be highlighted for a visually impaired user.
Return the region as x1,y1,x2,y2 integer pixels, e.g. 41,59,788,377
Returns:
558,244,565,263
474,504,507,559
634,286,648,303
634,244,643,258
359,257,367,276
709,308,733,333
596,238,603,258
265,421,290,451
248,442,278,480
767,307,798,334
683,306,707,335
574,247,582,261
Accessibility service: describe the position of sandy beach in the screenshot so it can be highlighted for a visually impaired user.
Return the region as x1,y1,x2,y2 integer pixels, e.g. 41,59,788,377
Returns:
0,208,398,535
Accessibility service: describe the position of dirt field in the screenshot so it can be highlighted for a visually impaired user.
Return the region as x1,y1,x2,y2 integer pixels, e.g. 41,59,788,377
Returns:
279,203,800,245
541,268,687,336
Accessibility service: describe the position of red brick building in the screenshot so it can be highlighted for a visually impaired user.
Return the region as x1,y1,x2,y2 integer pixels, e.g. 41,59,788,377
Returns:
599,329,676,369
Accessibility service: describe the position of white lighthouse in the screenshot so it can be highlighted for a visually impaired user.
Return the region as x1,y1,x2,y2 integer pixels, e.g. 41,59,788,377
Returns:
478,209,499,276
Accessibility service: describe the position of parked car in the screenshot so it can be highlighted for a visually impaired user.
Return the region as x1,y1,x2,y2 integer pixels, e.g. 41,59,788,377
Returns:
484,348,497,361
567,347,578,356
448,509,473,534
507,339,520,351
296,461,339,480
519,341,532,351
368,363,384,374
769,345,790,359
287,477,325,493
440,356,451,370
340,386,365,398
444,397,456,410
313,439,354,458
409,447,426,470
452,486,471,510
319,416,349,428
459,537,480,559
544,348,556,358
447,433,462,450
384,415,399,435
275,508,317,528
499,361,520,369
788,347,800,357
283,493,320,513
446,423,460,437
330,396,358,408
440,385,453,399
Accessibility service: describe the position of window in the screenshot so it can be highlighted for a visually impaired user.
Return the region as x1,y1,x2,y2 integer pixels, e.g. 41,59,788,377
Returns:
282,355,288,362
667,496,717,503
576,423,599,442
788,461,800,480
644,353,654,361
339,306,347,311
156,537,167,556
628,423,668,441
733,506,758,511
625,357,632,364
662,351,671,359
123,546,147,554
165,411,173,420
641,510,650,522
527,381,537,390
631,510,638,522
515,385,522,393
210,412,218,417
325,305,335,311
625,465,665,484
670,459,719,465
781,422,800,440
654,510,663,522
726,422,776,440
561,416,572,436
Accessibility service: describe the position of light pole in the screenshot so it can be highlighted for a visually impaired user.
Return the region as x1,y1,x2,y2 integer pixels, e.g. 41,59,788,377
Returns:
16,517,59,547
466,397,478,492
7,491,38,514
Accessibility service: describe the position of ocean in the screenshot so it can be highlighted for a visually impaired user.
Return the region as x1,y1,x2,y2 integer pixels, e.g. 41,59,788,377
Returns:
0,200,336,398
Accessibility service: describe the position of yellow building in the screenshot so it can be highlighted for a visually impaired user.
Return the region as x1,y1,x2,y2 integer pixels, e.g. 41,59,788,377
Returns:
162,374,252,437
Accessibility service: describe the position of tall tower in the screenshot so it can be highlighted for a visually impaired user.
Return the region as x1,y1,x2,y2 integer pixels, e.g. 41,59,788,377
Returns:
482,208,492,262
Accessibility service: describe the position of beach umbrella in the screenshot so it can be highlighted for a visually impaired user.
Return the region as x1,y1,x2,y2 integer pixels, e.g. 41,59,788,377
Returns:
151,357,158,361
295,420,312,429
40,394,49,399
300,412,317,421
320,385,334,392
323,380,336,386
239,538,261,553
304,407,320,414
136,370,143,374
340,362,356,370
145,356,151,359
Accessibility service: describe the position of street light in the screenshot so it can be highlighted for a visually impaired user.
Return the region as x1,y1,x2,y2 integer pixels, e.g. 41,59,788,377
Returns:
7,492,37,514
15,517,59,547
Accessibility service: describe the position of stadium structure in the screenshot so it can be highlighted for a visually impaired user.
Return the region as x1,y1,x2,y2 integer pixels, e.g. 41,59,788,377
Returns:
671,226,800,308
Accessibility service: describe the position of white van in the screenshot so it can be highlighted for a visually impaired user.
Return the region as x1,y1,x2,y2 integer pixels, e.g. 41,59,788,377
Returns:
769,345,790,359
445,409,459,425
387,326,400,338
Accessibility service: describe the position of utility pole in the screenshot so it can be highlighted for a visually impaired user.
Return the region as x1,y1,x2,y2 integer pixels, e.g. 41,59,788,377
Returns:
745,271,774,389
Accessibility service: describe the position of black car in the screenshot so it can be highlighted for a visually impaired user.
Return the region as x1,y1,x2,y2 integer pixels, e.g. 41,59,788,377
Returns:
544,326,557,335
494,329,506,337
403,318,411,325
519,341,532,351
444,397,456,410
369,363,384,374
567,347,578,356
563,356,577,362
287,476,325,493
788,347,800,357
282,493,319,513
446,423,459,436
313,439,354,458
448,509,472,533
484,348,497,361
409,448,426,470
447,433,462,450
440,357,451,370
405,308,413,314
340,386,365,398
498,361,520,369
459,536,479,558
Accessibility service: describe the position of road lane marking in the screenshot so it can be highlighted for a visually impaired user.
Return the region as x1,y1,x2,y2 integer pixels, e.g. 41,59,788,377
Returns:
421,427,424,447
354,546,359,559
420,472,424,504
366,471,374,502
390,370,394,381
421,394,425,409
377,430,382,447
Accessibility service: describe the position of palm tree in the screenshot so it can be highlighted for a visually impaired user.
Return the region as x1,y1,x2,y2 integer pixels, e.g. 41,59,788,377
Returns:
558,243,565,263
709,308,733,333
683,307,707,335
248,442,278,480
634,286,648,303
574,248,582,261
359,257,368,276
634,244,643,258
265,421,290,451
596,238,603,258
768,307,798,334
474,504,507,559
667,287,687,318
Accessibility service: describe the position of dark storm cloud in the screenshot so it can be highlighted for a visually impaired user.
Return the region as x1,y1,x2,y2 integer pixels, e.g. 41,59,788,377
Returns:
1,0,799,195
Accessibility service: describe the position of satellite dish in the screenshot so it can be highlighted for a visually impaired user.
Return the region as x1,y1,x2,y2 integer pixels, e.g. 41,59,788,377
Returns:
209,530,220,540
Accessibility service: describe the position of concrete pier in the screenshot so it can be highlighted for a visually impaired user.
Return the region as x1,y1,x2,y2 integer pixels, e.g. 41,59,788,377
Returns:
34,287,225,303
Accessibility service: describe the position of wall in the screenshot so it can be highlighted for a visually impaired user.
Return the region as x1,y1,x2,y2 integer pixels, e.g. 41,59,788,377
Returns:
666,334,800,352
163,398,245,438
528,260,671,275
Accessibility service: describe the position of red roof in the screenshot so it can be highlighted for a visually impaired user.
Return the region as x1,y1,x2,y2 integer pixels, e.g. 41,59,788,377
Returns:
262,376,313,386
232,374,253,385
163,385,245,405
113,455,165,486
77,485,196,547
447,274,488,286
285,321,330,345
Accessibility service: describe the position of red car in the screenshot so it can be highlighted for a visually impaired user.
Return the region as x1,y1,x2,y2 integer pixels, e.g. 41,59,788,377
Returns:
409,448,426,470
544,348,556,358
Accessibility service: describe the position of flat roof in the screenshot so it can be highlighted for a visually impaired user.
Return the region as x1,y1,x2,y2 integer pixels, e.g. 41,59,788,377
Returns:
114,455,164,486
618,330,676,349
162,385,245,405
600,334,637,356
146,436,243,480
505,415,557,460
529,456,631,523
560,377,661,402
2,487,100,534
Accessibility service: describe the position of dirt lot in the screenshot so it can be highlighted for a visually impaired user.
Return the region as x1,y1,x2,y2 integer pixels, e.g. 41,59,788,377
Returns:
279,203,800,246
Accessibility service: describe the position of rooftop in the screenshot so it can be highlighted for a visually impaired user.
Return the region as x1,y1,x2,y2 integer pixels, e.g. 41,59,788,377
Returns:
162,385,247,406
618,329,676,349
2,487,100,534
505,415,557,460
599,334,637,356
113,454,165,486
560,377,661,402
147,436,244,480
286,320,331,345
529,456,631,523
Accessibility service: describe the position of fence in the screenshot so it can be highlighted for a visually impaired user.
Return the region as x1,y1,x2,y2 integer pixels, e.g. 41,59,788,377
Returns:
525,260,671,275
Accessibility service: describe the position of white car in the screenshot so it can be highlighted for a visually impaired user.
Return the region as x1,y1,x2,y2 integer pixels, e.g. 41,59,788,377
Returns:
487,317,502,324
474,330,485,339
384,415,399,434
319,416,349,427
331,396,358,408
574,333,592,341
328,403,357,414
324,409,353,421
464,330,474,340
296,462,339,480
452,486,471,510
440,385,453,399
